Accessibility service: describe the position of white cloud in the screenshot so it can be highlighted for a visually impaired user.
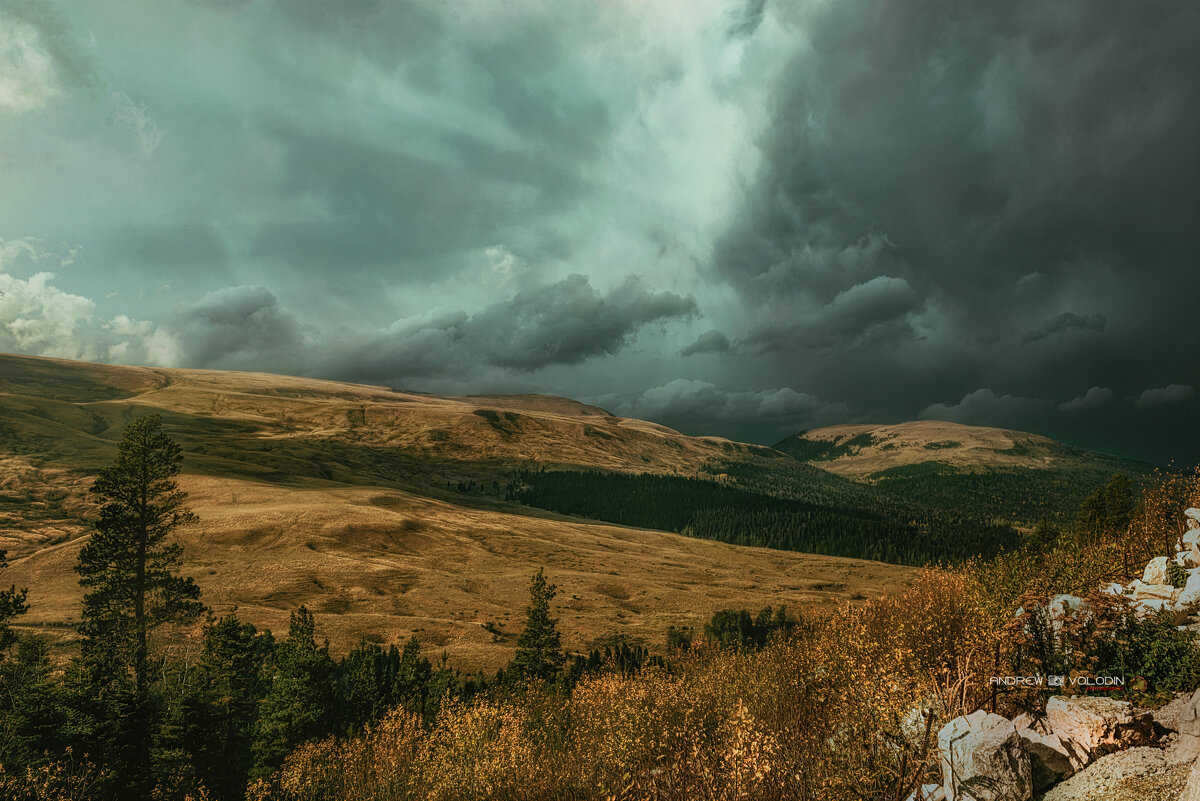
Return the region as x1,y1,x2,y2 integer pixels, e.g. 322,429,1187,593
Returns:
112,91,165,159
0,18,60,112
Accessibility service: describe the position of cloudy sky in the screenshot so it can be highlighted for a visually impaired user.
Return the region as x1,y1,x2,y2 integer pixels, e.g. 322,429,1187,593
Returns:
1,0,1197,465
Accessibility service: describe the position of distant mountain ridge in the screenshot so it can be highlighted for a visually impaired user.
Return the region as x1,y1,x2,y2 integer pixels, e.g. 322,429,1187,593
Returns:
774,421,1157,525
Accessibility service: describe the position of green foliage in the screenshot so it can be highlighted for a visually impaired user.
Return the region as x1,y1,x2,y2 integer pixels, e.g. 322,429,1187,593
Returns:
182,611,275,799
772,432,877,462
1074,473,1135,544
510,469,1020,565
507,569,566,683
0,635,63,775
1168,562,1189,589
0,551,28,652
71,414,205,797
705,606,798,651
1094,611,1200,701
253,606,337,778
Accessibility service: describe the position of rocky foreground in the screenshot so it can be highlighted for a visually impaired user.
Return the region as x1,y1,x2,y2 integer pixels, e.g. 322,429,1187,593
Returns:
908,507,1200,801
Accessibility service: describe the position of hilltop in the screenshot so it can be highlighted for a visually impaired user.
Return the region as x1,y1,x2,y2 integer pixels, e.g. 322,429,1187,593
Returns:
775,421,1156,525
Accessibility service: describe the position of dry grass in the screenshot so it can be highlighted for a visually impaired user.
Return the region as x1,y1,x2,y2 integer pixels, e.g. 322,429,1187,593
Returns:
795,420,1126,478
0,354,913,670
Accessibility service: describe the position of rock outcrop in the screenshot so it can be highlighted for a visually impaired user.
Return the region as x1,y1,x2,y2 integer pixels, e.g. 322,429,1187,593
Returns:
1045,695,1155,768
938,710,1033,801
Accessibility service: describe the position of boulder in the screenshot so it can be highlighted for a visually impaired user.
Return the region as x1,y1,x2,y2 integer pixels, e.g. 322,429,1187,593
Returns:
1184,528,1200,548
1178,548,1200,569
1184,756,1200,801
1045,695,1155,769
938,710,1033,801
1185,507,1200,524
1144,556,1171,585
1179,570,1200,609
1014,715,1075,793
1048,595,1089,630
1178,688,1200,760
1129,579,1178,601
1099,581,1127,596
1133,598,1175,617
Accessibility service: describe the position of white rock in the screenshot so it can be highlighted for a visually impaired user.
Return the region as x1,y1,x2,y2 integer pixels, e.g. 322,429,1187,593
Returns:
1184,528,1200,548
1143,556,1171,585
1177,549,1200,569
1015,716,1076,793
1185,507,1200,523
1133,598,1174,617
938,710,1033,801
1049,594,1087,621
1179,570,1200,608
905,784,946,801
1178,688,1200,760
1185,758,1200,801
1129,579,1176,601
1099,582,1126,596
1044,696,1155,769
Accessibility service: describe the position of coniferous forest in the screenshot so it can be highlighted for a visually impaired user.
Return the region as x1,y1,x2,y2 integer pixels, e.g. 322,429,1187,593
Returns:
508,469,1022,565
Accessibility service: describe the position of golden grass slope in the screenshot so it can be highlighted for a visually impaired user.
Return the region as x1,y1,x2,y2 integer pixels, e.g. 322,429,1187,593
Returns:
788,420,1137,479
0,353,912,670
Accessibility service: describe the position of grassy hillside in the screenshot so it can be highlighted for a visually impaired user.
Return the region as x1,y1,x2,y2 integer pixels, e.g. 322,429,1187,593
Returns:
0,354,914,669
775,421,1157,525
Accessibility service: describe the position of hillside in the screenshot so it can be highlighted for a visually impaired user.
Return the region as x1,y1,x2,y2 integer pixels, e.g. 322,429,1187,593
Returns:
775,421,1157,525
0,354,914,669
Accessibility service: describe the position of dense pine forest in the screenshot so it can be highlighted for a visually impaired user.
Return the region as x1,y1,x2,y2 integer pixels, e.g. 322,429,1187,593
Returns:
507,469,1021,565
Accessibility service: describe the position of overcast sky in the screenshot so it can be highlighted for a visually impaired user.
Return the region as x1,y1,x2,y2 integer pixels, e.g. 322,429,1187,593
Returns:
1,0,1197,465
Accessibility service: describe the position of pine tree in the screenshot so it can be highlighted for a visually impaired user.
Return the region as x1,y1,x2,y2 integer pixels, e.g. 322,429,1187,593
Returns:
252,606,337,776
72,414,204,793
0,550,28,652
186,610,273,799
507,568,565,683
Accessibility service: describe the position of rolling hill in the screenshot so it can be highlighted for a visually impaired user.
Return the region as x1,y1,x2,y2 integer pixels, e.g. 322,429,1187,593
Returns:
774,421,1158,525
0,353,915,669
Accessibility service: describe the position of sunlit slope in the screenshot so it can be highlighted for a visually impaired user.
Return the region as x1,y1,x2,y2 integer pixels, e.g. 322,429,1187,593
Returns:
0,353,913,668
775,421,1156,524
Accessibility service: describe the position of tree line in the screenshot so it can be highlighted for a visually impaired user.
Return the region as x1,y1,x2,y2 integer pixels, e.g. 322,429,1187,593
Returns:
507,469,1021,565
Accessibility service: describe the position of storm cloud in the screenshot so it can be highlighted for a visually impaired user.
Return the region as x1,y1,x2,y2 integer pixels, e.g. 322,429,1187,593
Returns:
0,0,1196,464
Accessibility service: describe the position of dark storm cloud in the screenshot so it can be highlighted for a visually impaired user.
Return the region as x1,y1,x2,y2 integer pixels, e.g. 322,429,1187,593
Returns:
168,285,304,369
1059,387,1113,413
679,330,733,357
1022,312,1106,344
742,275,921,353
251,125,590,275
708,0,1199,463
604,379,851,445
1134,384,1195,409
919,389,1051,429
3,0,1197,466
319,275,695,381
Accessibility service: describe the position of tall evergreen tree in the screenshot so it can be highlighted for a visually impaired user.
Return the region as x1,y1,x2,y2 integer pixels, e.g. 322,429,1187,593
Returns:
252,606,337,777
507,568,565,683
72,414,204,793
183,611,273,800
